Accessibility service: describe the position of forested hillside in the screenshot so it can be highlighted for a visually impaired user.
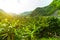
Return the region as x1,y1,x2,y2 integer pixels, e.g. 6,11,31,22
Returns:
30,0,60,16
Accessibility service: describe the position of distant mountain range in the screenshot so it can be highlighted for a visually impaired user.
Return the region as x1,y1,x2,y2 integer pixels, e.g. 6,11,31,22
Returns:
19,0,60,17
0,0,60,17
19,11,32,16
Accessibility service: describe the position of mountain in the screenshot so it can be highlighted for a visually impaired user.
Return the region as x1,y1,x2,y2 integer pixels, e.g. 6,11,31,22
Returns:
0,9,17,20
30,0,60,17
19,11,32,16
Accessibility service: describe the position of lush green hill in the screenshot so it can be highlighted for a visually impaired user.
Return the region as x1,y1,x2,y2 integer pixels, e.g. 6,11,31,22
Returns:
0,9,19,21
30,0,60,16
0,9,12,19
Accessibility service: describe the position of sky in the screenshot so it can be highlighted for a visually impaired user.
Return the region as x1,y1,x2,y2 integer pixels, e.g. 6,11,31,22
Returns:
0,0,53,14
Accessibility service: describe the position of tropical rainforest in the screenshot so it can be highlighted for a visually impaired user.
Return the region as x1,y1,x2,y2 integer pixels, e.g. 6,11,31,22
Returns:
0,0,60,40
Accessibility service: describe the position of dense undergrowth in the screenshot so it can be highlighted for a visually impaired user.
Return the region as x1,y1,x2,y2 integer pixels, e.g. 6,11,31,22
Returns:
0,16,60,40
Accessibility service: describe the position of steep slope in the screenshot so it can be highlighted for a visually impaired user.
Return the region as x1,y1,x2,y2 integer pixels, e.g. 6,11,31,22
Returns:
0,9,17,20
30,0,60,16
52,10,60,16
